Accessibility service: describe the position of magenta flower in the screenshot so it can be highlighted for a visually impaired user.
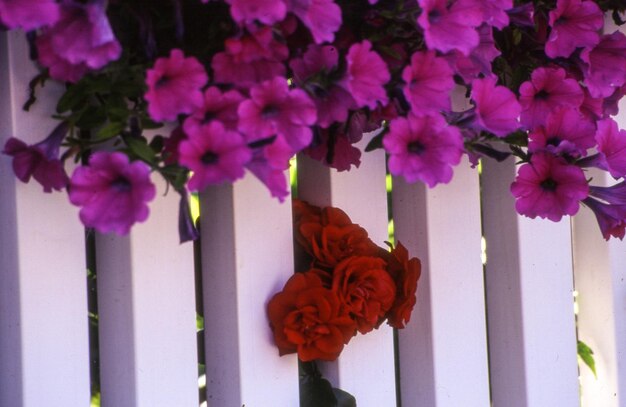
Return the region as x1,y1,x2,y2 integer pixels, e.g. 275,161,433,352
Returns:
510,152,589,222
595,118,626,178
465,0,512,29
527,107,595,157
545,0,603,58
383,114,463,187
402,50,454,115
178,121,252,191
290,45,355,127
68,152,156,235
183,87,244,135
36,33,89,83
470,76,521,137
2,122,69,193
589,181,626,205
341,41,390,110
583,197,626,240
581,31,626,98
445,24,501,83
237,77,317,153
227,0,287,25
246,150,290,201
0,0,60,30
417,0,482,56
286,0,342,44
518,67,584,129
145,49,208,122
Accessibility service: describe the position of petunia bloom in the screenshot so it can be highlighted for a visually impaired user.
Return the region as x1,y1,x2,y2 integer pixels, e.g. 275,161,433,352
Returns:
286,0,342,44
470,76,521,137
510,152,589,221
402,50,455,115
594,118,626,178
340,41,390,110
581,31,626,98
178,121,252,191
384,113,464,187
183,87,244,135
0,0,60,31
527,107,595,157
582,197,626,240
2,122,69,192
227,0,287,25
145,49,208,122
68,152,156,235
545,0,603,58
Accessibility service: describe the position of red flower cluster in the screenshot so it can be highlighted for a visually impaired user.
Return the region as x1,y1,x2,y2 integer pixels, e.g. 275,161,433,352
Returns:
267,200,421,361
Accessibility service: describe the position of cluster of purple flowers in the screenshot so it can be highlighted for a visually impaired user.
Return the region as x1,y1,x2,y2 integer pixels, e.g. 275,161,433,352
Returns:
2,0,626,240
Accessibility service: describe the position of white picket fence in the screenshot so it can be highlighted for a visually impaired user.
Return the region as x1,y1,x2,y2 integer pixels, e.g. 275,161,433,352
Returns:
1,29,626,407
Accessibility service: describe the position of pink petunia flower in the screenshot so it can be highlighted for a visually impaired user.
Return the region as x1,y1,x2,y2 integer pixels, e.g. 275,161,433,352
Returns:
68,152,156,235
510,152,589,221
238,77,317,154
470,76,521,137
417,0,483,56
465,0,512,29
445,24,501,83
226,0,287,25
341,41,390,110
518,66,584,129
595,118,626,178
0,0,60,30
183,87,244,135
178,121,252,191
2,122,69,193
545,0,603,58
402,50,455,115
290,45,356,127
581,31,626,98
286,0,342,44
383,113,464,187
145,49,208,122
246,150,291,201
36,32,89,83
583,197,626,240
527,107,595,157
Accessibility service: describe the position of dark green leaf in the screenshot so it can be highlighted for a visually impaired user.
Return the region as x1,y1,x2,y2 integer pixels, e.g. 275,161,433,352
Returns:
76,107,108,130
125,136,156,163
57,84,87,113
333,388,356,407
365,132,384,152
578,340,597,378
95,122,125,141
300,375,337,407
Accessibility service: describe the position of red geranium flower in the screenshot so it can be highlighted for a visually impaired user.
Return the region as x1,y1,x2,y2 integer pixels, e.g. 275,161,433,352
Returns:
381,242,422,329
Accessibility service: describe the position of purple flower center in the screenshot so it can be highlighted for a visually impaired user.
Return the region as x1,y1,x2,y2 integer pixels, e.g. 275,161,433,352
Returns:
261,104,280,119
201,151,219,165
428,9,442,24
155,75,170,88
534,89,549,100
546,136,561,147
111,176,132,192
202,111,216,124
540,178,558,191
407,141,425,155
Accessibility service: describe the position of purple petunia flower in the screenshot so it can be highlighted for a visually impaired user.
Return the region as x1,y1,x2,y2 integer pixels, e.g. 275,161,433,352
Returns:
518,66,584,129
417,0,482,56
183,86,244,135
594,118,626,178
68,152,156,235
145,49,208,122
402,50,454,115
341,41,390,110
589,181,626,206
510,152,589,222
383,113,463,187
465,0,512,29
286,0,342,44
582,197,626,240
545,0,603,59
178,121,252,191
470,76,521,137
445,24,501,83
527,107,595,157
246,150,290,201
0,0,60,30
36,32,89,83
2,122,69,193
227,0,287,25
581,31,626,98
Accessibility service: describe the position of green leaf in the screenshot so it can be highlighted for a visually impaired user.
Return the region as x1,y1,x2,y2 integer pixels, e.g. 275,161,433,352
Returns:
365,132,384,152
333,388,357,407
578,340,597,378
57,84,87,113
76,107,108,130
94,122,125,141
300,375,337,407
125,136,156,163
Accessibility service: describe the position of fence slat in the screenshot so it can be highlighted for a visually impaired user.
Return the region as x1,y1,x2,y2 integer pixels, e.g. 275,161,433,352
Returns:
573,169,626,407
392,158,491,407
0,31,91,406
96,179,198,407
297,144,397,407
200,176,299,406
482,157,579,406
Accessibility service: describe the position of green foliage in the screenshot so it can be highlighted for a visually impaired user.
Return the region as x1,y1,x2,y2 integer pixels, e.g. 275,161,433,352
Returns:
577,340,597,378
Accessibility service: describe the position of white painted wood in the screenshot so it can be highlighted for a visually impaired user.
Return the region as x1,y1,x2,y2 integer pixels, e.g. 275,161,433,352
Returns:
573,179,626,407
0,31,91,406
392,158,490,407
200,175,299,406
96,179,198,407
297,138,397,407
482,157,580,407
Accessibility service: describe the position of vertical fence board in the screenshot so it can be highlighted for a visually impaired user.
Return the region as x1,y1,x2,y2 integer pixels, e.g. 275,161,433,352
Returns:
482,157,579,406
0,31,91,406
393,158,490,407
297,141,397,407
200,176,299,406
573,174,626,407
97,180,198,407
